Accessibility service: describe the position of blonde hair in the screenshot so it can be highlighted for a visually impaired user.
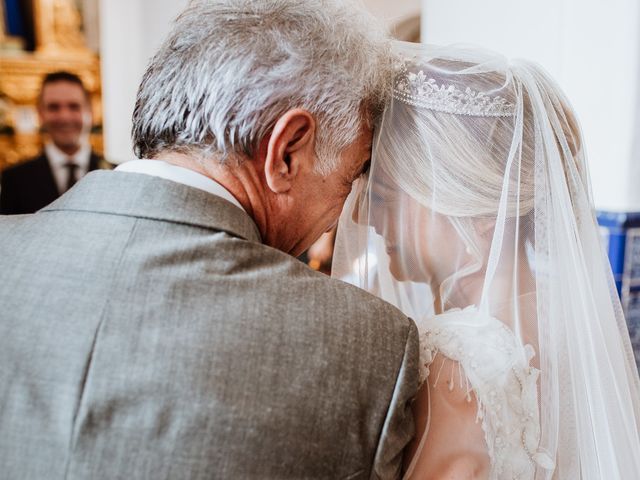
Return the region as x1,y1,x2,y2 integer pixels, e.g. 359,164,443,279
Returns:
375,58,586,219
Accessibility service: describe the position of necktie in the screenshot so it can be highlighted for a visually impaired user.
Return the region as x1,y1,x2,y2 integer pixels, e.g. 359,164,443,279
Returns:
64,160,79,192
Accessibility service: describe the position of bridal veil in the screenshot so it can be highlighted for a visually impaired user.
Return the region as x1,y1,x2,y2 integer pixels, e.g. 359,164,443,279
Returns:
332,42,640,478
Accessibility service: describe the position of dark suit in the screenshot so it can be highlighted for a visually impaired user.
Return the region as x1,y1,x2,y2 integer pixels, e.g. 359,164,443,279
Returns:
0,151,104,215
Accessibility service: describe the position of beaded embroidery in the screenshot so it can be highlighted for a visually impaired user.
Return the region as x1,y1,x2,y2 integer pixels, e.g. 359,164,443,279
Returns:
393,65,515,117
415,306,554,479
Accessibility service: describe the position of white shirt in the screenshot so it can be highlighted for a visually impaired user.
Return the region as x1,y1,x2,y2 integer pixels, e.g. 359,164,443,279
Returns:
45,140,91,194
115,159,246,213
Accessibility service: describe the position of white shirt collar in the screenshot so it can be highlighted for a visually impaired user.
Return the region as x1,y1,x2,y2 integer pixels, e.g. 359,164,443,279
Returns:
115,159,246,213
45,139,91,170
45,139,92,193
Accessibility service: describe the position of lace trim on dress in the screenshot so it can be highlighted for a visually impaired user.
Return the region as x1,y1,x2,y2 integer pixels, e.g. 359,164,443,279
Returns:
415,306,554,479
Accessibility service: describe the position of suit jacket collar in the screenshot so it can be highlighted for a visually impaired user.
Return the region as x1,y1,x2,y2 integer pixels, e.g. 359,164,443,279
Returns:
45,141,92,172
32,154,61,199
42,170,262,243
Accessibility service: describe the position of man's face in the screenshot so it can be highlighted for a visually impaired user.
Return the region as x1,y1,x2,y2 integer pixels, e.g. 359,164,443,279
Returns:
38,81,90,154
283,126,372,256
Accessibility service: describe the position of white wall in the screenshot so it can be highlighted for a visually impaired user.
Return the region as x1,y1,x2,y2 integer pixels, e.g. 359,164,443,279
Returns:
100,0,188,164
364,0,420,23
422,0,640,211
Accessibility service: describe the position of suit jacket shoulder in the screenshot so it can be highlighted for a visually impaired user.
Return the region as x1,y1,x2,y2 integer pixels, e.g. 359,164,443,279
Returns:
0,153,58,215
2,153,49,177
0,171,419,479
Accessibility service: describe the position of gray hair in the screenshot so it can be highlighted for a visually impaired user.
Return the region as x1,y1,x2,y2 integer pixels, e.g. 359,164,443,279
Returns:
132,0,393,175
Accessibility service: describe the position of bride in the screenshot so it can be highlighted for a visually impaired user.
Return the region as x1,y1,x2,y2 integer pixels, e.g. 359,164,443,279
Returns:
332,43,640,478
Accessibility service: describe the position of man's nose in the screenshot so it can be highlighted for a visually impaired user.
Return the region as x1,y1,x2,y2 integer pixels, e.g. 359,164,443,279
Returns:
61,108,74,120
56,107,78,121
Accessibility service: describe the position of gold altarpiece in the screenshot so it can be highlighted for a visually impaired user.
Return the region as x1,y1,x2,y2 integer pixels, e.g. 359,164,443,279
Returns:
0,0,102,171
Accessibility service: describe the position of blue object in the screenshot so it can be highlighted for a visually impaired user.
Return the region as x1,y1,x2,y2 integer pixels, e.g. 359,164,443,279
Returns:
598,211,640,370
4,0,25,37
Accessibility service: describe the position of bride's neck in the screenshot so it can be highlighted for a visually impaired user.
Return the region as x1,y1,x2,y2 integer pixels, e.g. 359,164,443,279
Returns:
435,250,535,314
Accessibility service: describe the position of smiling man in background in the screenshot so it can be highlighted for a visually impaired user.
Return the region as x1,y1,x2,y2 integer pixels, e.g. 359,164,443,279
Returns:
0,71,106,215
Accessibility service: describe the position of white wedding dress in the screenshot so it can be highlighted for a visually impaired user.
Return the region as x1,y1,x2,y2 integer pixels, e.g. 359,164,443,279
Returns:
408,307,554,479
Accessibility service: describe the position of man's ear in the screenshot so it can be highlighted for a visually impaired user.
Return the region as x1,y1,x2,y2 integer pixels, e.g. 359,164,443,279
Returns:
263,109,316,193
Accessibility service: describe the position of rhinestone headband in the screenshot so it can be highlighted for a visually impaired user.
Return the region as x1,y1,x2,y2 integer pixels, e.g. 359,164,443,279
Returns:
393,66,516,117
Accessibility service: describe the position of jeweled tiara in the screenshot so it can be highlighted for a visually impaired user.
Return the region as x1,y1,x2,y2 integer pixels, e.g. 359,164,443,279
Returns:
393,65,516,117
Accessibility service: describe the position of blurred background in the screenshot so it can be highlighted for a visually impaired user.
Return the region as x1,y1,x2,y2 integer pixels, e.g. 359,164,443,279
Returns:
1,0,639,359
4,0,637,210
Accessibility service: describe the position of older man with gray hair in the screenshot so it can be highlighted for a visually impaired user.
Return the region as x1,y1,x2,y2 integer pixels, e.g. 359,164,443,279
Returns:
0,1,419,478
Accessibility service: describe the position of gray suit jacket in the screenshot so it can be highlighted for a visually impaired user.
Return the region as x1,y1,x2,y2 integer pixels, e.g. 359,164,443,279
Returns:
0,171,419,479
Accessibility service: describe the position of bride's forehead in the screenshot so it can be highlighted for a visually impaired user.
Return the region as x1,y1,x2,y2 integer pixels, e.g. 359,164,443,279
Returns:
368,175,411,203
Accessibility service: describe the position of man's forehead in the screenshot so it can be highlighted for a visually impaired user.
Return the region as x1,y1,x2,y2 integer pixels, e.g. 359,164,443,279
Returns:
353,135,372,166
360,126,373,150
353,128,373,163
363,138,373,155
41,82,87,102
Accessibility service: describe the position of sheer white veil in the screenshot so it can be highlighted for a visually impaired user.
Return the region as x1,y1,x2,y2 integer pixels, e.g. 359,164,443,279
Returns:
333,42,640,478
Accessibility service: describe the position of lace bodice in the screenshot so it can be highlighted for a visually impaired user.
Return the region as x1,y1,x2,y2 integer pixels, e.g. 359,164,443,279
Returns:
414,306,554,479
